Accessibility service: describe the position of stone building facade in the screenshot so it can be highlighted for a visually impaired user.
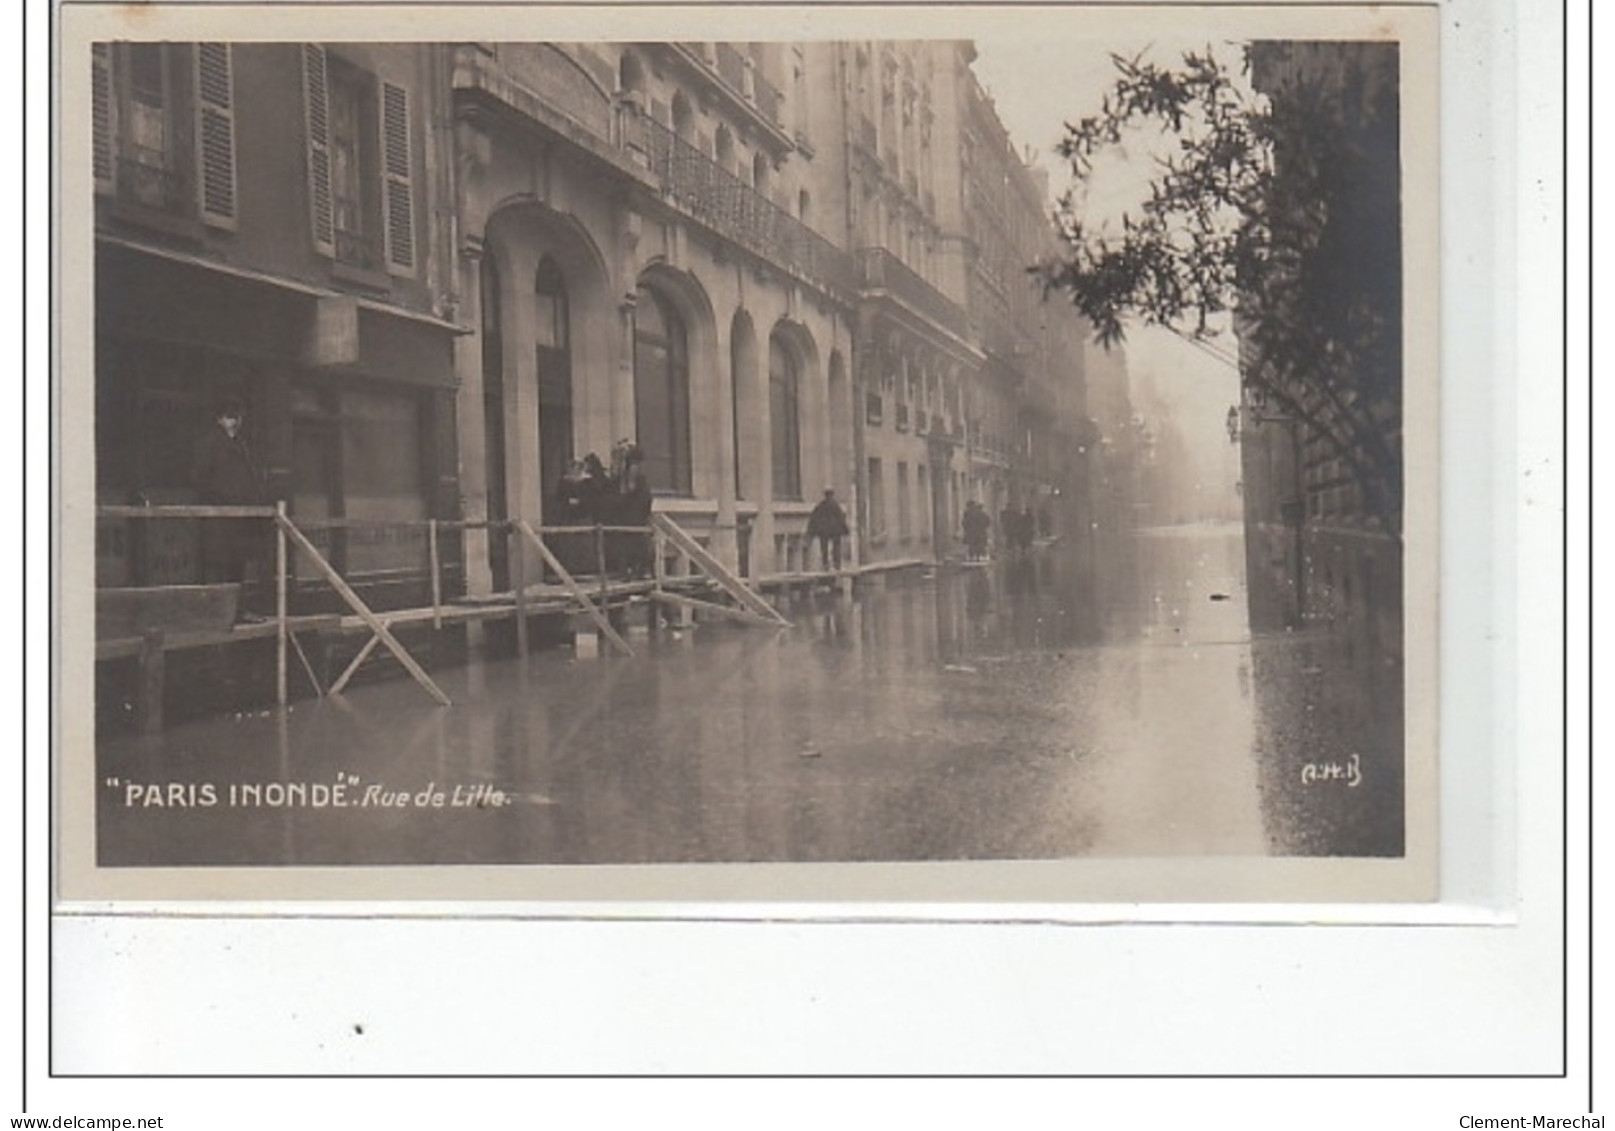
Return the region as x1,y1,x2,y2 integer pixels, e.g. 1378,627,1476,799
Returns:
93,39,1114,617
93,42,463,610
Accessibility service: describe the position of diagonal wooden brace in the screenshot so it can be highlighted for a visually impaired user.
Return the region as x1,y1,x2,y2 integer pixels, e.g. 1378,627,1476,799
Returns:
329,631,384,696
651,513,790,626
515,520,634,657
277,514,452,707
650,591,788,629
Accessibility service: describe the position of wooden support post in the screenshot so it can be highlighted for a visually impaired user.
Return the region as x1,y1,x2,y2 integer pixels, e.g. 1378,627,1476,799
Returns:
138,627,165,734
651,529,666,632
516,521,633,656
275,501,288,707
429,518,442,629
595,524,608,607
277,514,452,707
514,521,528,656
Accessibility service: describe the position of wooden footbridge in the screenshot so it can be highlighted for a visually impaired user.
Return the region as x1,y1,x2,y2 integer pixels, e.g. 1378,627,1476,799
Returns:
95,505,798,731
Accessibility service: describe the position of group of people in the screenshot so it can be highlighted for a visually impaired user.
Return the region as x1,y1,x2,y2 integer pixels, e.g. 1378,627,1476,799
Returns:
550,439,654,578
959,499,1052,562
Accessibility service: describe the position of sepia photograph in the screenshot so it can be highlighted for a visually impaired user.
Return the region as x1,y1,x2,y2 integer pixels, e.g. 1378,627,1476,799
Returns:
58,3,1439,903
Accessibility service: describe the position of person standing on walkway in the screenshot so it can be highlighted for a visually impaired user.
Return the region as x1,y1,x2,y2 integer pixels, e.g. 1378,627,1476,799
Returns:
806,487,850,572
616,443,654,578
961,500,990,561
190,396,270,620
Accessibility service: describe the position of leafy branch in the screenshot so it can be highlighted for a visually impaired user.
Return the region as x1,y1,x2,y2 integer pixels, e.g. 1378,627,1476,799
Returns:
1036,43,1403,536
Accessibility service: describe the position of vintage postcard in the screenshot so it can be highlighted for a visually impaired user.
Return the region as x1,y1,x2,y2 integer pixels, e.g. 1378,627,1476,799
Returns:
57,2,1441,906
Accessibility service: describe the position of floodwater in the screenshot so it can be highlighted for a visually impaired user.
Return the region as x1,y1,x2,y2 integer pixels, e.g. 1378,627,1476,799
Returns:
96,523,1404,866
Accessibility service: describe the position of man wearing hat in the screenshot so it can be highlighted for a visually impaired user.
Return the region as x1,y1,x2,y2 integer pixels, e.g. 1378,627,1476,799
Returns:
806,487,850,572
191,396,271,619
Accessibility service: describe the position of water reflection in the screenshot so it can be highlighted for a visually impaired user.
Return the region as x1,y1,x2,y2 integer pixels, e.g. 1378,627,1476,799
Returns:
97,523,1404,866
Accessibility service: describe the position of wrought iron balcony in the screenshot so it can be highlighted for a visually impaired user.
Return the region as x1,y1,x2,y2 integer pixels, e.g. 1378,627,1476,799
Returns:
855,247,966,333
634,115,853,294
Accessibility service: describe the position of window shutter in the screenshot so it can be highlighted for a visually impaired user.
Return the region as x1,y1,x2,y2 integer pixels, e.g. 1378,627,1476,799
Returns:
194,43,237,227
91,44,115,194
380,81,415,274
302,44,335,256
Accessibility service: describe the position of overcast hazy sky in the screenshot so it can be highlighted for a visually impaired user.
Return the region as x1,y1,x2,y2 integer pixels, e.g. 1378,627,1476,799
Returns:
971,35,1246,504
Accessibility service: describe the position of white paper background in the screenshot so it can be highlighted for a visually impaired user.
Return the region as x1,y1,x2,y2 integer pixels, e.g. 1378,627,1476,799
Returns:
17,0,1592,1122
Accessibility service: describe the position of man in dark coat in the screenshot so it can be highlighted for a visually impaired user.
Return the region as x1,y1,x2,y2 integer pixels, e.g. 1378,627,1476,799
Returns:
961,500,990,561
806,487,850,572
615,444,654,578
190,398,270,617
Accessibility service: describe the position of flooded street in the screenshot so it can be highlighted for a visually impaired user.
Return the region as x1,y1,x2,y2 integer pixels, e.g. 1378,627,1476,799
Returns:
97,524,1403,866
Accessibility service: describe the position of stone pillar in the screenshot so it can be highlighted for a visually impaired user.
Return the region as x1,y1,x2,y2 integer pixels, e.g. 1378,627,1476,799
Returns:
709,314,739,569
753,319,777,575
502,242,542,589
455,236,493,598
613,207,642,456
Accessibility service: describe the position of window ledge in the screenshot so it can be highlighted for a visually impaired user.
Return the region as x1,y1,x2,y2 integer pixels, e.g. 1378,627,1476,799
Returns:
331,260,394,293
102,196,207,245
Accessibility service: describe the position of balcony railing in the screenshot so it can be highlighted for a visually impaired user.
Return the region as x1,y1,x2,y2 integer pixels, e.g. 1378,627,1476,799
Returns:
456,45,618,158
633,115,853,294
856,247,966,332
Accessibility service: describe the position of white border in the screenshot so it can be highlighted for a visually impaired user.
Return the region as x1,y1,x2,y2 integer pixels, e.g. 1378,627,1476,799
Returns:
18,0,1587,1118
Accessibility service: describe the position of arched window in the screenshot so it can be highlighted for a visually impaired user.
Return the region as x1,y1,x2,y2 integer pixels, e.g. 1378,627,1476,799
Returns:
769,331,802,501
798,188,812,224
534,256,568,351
535,256,573,519
633,284,691,495
752,151,771,194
